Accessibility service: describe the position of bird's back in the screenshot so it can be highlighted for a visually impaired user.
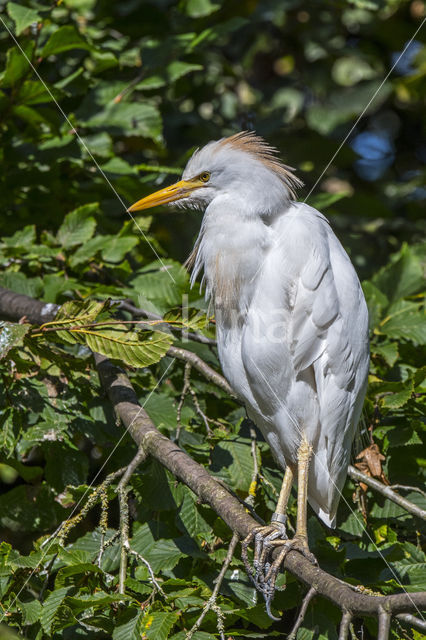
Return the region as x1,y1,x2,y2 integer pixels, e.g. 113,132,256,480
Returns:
216,202,369,527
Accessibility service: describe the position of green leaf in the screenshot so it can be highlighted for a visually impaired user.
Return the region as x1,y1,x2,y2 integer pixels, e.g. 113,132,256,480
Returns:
1,225,36,249
50,298,111,345
371,341,398,367
69,235,112,267
40,587,70,635
132,538,186,573
306,192,349,210
306,80,392,135
55,563,104,587
372,244,425,305
131,260,189,313
112,608,143,640
41,25,93,58
0,322,31,359
101,157,137,175
332,56,378,87
382,389,412,409
167,61,203,82
101,236,139,262
82,326,172,368
18,598,42,625
183,0,221,18
211,437,255,492
54,298,109,325
7,2,40,35
57,203,98,248
81,100,162,142
66,591,131,613
391,543,426,591
379,300,425,345
177,489,212,538
0,42,34,88
143,611,179,640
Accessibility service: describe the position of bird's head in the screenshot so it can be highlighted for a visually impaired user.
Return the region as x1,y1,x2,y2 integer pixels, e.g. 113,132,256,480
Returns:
128,131,303,217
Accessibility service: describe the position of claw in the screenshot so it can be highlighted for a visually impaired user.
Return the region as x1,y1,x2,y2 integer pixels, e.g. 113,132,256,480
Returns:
241,527,317,620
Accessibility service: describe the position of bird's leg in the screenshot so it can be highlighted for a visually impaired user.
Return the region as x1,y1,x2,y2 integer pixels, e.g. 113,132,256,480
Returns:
253,466,293,574
241,465,293,611
263,436,316,593
243,436,317,619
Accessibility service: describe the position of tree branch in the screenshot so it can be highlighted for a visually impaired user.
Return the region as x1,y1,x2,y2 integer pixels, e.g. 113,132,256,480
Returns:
348,466,426,521
1,286,426,632
93,353,426,618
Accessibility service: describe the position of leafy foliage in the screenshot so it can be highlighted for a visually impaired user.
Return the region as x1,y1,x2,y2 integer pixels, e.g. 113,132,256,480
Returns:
0,1,425,639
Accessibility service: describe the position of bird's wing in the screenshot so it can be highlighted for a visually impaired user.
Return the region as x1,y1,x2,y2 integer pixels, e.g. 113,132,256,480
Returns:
251,204,369,524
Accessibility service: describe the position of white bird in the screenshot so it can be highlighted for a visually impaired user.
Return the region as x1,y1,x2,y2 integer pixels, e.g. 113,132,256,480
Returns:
129,131,369,610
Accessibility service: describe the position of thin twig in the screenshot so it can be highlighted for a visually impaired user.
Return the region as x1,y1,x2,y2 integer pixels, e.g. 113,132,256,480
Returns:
338,611,352,640
168,345,235,396
378,607,392,640
176,362,192,440
119,300,216,345
116,447,148,595
186,533,239,640
40,467,126,549
128,549,166,597
348,466,426,521
396,612,426,633
118,484,130,595
288,586,317,640
118,447,148,490
390,484,426,499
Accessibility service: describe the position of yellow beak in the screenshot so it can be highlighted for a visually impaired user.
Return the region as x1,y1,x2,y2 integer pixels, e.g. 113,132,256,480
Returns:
128,179,198,212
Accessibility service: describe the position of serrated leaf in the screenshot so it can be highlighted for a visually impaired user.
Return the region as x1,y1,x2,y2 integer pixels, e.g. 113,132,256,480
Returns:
0,322,31,359
101,236,139,263
41,25,93,58
69,235,112,267
40,587,70,634
81,101,162,142
7,2,40,35
371,341,398,367
1,42,35,88
184,0,221,18
2,225,36,249
372,243,425,304
381,389,412,409
306,192,349,210
66,591,131,613
211,437,255,491
131,260,190,313
57,204,98,248
391,543,426,591
167,61,203,82
379,300,425,345
134,538,185,573
83,326,172,368
53,299,109,324
143,611,179,640
112,608,143,640
18,598,42,625
177,490,212,538
55,563,104,587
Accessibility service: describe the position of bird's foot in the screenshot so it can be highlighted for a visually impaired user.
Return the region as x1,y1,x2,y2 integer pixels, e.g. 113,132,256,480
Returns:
241,520,288,620
242,525,317,620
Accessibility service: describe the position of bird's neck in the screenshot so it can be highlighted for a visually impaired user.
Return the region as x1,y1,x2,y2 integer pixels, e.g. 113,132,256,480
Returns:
189,197,273,322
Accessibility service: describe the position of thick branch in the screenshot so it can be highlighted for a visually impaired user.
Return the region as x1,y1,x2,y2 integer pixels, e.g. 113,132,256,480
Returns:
1,286,426,622
94,354,426,618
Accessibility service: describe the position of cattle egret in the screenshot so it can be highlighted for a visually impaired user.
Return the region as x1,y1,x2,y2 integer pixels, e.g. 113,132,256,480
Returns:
129,131,370,614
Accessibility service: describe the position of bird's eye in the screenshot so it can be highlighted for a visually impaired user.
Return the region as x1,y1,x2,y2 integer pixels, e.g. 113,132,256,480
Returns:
199,172,210,183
